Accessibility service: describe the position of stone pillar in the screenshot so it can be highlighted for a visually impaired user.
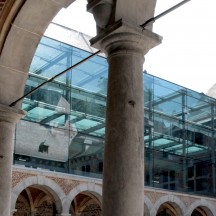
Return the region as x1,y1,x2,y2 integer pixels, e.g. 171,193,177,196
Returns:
89,20,161,216
0,104,25,216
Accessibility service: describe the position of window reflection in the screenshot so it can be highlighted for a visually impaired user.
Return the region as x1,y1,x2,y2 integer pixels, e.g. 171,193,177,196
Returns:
14,36,216,196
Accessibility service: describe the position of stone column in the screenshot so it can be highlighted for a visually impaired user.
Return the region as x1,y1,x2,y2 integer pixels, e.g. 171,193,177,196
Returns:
0,104,25,216
90,21,161,216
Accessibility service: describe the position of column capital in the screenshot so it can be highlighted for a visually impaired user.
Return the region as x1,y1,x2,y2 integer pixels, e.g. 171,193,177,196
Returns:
0,103,26,123
90,20,162,56
87,0,157,31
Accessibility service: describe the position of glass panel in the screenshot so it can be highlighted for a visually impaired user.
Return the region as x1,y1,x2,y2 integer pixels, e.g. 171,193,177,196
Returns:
72,54,108,94
30,37,73,83
187,93,211,127
153,77,184,116
14,34,216,196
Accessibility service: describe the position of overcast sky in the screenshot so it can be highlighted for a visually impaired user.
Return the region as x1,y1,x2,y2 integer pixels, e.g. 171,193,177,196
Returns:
53,0,216,94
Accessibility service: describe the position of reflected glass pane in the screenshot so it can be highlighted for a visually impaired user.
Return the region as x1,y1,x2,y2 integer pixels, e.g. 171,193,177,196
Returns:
14,34,216,195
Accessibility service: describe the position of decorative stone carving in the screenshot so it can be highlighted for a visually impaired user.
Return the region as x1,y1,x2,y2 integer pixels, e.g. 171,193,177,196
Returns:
87,0,113,34
12,171,36,188
47,176,80,195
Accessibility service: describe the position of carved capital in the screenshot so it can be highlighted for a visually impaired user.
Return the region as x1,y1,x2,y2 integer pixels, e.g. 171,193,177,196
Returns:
87,0,114,33
87,0,158,35
90,20,162,56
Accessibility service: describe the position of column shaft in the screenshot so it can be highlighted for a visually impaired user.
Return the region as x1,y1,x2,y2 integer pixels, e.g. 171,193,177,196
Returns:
0,122,15,215
103,49,144,216
0,104,25,216
89,20,161,216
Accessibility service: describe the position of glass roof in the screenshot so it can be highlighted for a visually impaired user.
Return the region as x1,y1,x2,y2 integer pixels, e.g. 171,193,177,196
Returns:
22,35,216,159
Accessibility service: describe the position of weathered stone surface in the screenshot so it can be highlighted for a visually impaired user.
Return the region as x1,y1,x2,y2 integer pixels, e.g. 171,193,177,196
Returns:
0,65,27,106
13,0,66,35
0,104,25,216
12,171,36,188
10,168,216,216
89,21,161,216
47,176,80,195
87,1,161,215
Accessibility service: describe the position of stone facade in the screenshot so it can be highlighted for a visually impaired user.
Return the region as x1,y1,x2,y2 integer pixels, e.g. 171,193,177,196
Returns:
11,166,216,216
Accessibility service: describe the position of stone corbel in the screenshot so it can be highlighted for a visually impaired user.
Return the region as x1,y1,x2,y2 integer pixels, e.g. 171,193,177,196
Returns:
87,0,114,34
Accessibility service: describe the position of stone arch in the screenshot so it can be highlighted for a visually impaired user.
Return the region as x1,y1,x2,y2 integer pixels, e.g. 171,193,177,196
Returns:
63,182,102,213
11,175,66,214
153,194,186,216
144,196,153,216
0,0,75,107
186,199,215,216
